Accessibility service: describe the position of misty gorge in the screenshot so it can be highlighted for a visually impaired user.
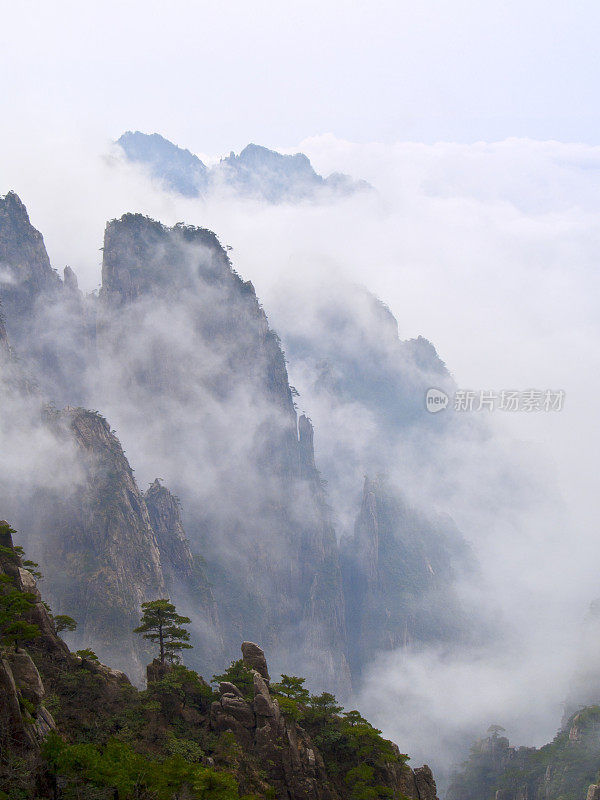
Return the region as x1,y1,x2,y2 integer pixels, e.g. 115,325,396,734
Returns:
0,136,597,800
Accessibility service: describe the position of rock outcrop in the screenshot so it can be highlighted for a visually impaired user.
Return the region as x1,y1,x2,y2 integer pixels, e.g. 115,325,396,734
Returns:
241,640,271,682
211,668,333,800
0,538,440,800
208,642,438,800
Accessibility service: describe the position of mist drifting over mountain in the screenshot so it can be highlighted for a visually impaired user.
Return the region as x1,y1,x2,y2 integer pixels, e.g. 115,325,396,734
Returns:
1,3,599,797
0,130,598,791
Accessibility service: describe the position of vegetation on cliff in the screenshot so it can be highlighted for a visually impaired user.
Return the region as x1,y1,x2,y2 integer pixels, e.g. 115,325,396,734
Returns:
0,521,436,800
447,714,600,800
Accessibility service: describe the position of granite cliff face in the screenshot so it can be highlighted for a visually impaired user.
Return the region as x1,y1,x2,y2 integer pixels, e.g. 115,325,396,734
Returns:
144,478,224,666
341,476,472,678
95,213,350,692
0,191,91,405
12,406,223,682
0,191,60,309
277,280,478,672
117,131,371,201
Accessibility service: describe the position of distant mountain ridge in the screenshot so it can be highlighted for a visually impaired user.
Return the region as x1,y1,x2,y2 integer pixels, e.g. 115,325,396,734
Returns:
116,131,372,202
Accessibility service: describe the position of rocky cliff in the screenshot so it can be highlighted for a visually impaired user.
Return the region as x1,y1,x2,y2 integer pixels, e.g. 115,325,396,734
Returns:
447,715,600,800
10,406,223,683
272,278,481,672
0,521,62,759
0,191,92,405
94,212,350,693
0,191,473,700
144,478,224,669
341,476,472,678
0,526,438,800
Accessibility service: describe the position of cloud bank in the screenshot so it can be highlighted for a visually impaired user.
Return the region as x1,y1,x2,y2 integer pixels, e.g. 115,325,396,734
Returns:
1,130,599,788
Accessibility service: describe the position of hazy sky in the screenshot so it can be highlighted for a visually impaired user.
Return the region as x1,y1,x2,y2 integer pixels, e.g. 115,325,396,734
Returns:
2,0,599,151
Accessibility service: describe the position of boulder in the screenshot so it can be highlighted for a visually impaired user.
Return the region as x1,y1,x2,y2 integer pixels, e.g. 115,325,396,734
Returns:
254,692,276,717
221,695,255,728
241,641,270,682
252,670,279,719
220,681,244,699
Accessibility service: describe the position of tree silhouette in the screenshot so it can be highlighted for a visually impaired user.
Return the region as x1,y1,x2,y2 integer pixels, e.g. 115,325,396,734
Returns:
54,614,77,635
134,599,192,665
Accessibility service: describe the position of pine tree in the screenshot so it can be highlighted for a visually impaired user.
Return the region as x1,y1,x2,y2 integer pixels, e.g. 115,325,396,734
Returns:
272,674,310,703
54,614,77,635
134,599,192,665
0,574,40,651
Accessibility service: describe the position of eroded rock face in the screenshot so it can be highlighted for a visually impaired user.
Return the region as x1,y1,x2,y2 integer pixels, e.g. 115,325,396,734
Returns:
0,191,59,305
8,406,226,684
413,766,439,800
210,645,438,800
0,525,57,753
144,478,224,674
220,680,244,699
210,665,333,800
6,649,45,704
0,655,38,750
33,407,167,681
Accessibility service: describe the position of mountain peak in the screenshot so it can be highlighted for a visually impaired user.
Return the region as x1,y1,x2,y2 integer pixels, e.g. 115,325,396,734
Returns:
100,212,232,306
117,131,208,197
116,131,371,202
0,190,54,279
0,190,60,321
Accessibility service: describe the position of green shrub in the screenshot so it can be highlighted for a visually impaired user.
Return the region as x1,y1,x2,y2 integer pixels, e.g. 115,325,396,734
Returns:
212,660,254,701
194,766,240,800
